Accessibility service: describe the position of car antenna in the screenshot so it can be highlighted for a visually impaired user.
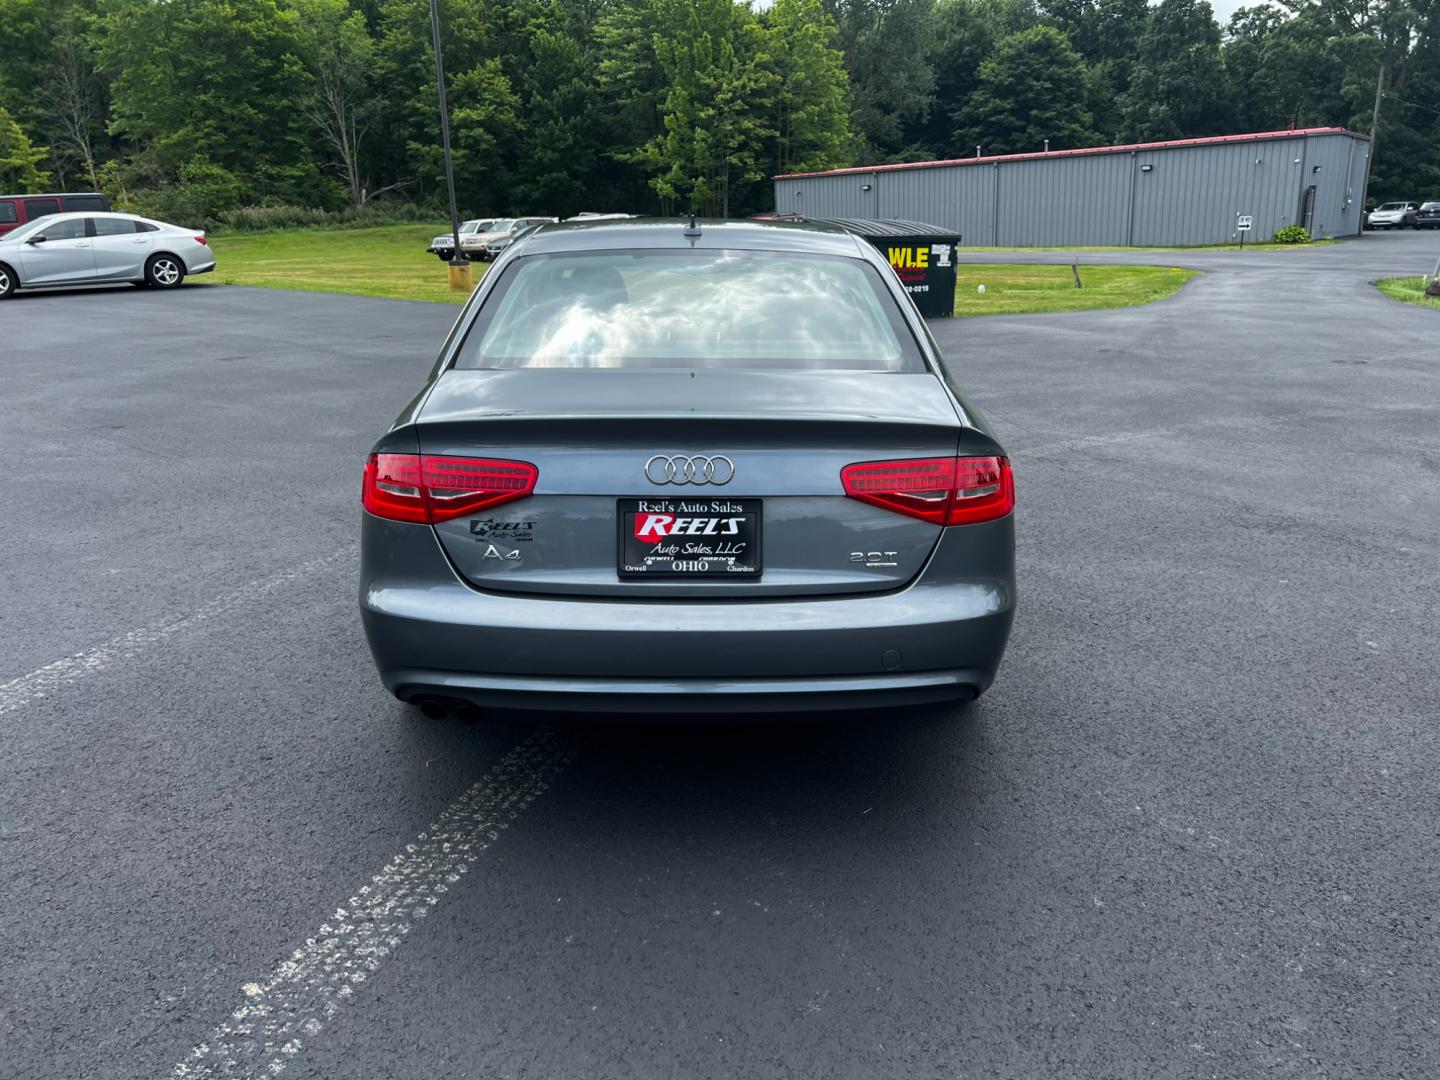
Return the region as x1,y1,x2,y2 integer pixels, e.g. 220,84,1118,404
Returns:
683,212,701,238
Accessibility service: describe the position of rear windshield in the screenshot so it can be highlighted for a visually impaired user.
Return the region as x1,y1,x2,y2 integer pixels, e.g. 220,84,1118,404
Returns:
23,198,60,219
454,250,923,372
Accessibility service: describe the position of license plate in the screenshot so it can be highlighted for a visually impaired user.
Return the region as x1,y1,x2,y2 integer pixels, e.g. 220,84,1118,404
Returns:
618,498,762,578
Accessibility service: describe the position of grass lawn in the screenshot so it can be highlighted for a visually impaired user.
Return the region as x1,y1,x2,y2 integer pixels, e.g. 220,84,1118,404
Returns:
204,224,1195,317
207,224,484,304
952,263,1195,316
1375,275,1440,312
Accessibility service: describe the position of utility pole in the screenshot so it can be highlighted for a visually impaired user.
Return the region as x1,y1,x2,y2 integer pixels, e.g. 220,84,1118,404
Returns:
1359,62,1385,232
429,0,471,292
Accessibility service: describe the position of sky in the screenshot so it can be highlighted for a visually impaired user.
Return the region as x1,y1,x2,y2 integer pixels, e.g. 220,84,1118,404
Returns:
1210,0,1249,24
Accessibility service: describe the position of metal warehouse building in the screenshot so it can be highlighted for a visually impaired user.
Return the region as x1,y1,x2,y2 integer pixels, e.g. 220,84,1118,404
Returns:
774,128,1371,247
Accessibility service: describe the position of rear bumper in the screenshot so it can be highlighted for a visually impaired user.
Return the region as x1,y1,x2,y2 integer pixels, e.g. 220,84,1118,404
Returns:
382,668,989,713
360,515,1015,713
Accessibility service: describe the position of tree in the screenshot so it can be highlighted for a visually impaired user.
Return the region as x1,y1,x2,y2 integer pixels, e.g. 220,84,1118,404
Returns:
0,104,50,190
823,0,938,159
510,27,603,215
373,0,519,212
100,0,312,186
760,0,853,176
920,0,1035,156
955,24,1097,153
1121,0,1233,140
291,0,380,206
632,0,777,215
35,18,104,189
1301,0,1440,199
1224,6,1347,133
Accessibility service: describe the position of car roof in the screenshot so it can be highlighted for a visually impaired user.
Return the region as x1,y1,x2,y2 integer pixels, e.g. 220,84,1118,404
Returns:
0,191,106,200
20,210,145,221
516,217,866,257
5,210,169,235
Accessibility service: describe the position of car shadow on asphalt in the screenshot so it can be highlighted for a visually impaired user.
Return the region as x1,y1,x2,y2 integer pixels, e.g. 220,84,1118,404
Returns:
406,699,994,854
4,282,204,300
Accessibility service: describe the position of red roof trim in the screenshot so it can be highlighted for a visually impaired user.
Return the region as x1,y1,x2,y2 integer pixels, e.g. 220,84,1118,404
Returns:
774,128,1368,180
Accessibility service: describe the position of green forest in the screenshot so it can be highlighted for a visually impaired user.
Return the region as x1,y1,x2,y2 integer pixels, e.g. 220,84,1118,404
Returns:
1,0,1436,225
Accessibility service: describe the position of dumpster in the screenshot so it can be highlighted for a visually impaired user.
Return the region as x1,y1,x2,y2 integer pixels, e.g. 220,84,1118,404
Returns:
807,218,963,318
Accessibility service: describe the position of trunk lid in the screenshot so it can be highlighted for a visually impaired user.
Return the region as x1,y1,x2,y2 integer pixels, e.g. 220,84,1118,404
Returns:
417,369,962,598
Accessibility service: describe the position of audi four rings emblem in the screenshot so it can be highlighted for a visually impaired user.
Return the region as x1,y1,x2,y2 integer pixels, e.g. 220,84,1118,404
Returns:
645,455,735,485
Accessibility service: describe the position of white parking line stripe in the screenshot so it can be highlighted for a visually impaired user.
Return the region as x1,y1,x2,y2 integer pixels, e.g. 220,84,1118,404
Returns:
172,728,579,1079
0,553,348,718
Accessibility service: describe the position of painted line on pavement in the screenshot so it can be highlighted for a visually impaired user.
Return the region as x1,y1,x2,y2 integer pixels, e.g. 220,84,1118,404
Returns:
173,728,579,1078
0,553,348,717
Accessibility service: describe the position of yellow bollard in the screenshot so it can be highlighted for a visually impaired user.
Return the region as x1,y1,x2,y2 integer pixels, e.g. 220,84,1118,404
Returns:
448,261,474,293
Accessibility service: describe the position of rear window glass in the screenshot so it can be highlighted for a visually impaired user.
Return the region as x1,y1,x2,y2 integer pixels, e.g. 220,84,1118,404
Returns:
0,201,16,224
24,198,61,219
63,195,107,211
92,216,134,236
455,250,923,372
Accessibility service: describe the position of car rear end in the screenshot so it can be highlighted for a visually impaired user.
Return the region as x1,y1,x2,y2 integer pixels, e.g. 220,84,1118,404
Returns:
169,225,215,275
359,223,1015,713
1417,202,1440,229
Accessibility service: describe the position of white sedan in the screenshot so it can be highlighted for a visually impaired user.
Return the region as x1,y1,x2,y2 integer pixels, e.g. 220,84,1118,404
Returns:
0,211,215,298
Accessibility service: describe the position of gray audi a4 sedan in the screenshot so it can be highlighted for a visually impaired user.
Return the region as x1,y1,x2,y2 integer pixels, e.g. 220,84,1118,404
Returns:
359,218,1015,714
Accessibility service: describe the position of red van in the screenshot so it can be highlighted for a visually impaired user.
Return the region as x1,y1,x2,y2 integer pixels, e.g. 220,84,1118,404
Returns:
0,192,111,237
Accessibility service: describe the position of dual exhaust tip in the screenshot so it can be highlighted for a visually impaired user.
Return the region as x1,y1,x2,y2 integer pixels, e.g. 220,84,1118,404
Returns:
411,695,484,724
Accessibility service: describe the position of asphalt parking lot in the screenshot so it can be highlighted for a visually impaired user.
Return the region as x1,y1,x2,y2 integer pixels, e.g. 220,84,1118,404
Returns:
2,230,1437,1080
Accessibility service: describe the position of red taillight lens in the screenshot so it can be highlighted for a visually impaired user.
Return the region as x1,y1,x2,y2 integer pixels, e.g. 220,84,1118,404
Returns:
195,236,207,246
421,455,538,521
363,453,427,523
841,455,1013,526
362,453,537,524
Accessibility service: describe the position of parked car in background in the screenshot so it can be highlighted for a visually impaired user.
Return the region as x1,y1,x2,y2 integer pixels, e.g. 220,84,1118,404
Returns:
0,192,110,237
0,211,213,299
1416,202,1440,229
427,219,494,261
1366,202,1420,229
460,217,557,261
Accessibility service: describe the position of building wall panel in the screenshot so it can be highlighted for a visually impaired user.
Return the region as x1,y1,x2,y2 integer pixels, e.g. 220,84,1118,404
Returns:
775,132,1370,247
875,165,997,243
996,153,1135,245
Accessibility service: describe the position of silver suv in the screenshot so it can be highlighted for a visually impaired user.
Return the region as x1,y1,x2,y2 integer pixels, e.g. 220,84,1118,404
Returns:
460,217,557,261
427,219,494,261
1366,202,1420,229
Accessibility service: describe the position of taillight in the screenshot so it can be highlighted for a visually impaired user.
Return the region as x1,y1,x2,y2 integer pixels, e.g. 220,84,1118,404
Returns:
362,453,538,524
841,456,1013,526
195,236,207,245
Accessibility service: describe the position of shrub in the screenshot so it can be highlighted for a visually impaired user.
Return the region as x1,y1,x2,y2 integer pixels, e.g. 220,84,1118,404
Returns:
1272,225,1312,244
211,202,435,233
118,158,244,228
